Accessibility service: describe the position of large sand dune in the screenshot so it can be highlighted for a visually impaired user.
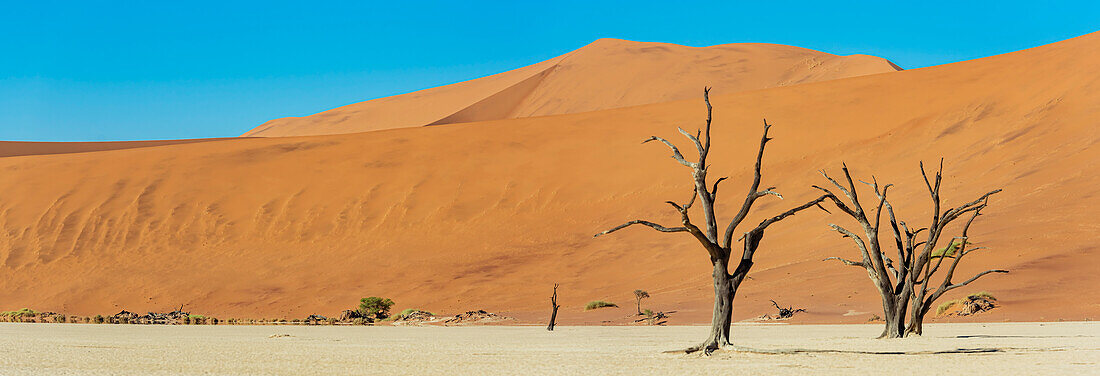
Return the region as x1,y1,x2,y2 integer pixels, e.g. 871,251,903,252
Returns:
242,39,900,137
1,32,1097,323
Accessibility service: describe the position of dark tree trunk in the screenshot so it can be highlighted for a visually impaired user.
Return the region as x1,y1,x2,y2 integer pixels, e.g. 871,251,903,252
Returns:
547,284,560,331
906,302,929,336
702,260,734,351
880,308,904,339
875,286,904,339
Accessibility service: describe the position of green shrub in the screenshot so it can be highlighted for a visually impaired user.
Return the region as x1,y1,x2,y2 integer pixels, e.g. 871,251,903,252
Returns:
584,301,618,310
358,297,395,320
93,315,104,324
2,308,38,317
643,309,654,317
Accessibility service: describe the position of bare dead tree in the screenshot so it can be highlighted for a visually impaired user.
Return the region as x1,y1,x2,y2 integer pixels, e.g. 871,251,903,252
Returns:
547,284,560,331
769,300,805,319
633,289,650,315
816,161,1007,338
596,88,831,353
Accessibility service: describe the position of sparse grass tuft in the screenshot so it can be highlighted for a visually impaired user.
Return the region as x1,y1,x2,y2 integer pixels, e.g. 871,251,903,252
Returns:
930,240,972,258
584,301,618,310
937,300,960,315
968,291,995,301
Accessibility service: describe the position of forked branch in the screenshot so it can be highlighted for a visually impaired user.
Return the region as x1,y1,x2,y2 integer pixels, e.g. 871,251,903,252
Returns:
722,119,778,247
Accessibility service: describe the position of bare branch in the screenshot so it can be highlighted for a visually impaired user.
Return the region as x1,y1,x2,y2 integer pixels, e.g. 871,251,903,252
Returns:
884,255,899,280
594,220,687,237
961,246,989,257
711,177,728,197
944,269,1009,292
819,169,853,198
756,186,783,200
678,127,704,159
942,190,1001,223
827,223,872,264
812,185,858,217
702,87,712,159
642,136,696,168
824,257,865,267
721,119,774,247
749,194,830,233
884,200,907,274
667,186,698,212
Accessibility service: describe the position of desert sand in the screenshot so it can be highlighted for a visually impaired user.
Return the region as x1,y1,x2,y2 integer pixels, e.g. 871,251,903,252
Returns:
0,32,1098,323
0,322,1095,375
242,39,900,137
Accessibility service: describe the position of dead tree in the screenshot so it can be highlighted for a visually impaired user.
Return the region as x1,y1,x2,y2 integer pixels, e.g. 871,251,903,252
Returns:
769,300,805,319
547,284,561,331
596,88,831,353
816,161,1007,338
633,290,650,315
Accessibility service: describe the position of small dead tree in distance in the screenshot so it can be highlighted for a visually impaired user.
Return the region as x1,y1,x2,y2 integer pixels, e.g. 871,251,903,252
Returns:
816,161,1006,338
547,284,561,331
595,88,832,353
769,300,805,319
633,289,650,315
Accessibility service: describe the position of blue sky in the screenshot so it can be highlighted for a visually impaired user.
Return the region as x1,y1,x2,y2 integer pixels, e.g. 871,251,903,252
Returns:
1,1,1096,141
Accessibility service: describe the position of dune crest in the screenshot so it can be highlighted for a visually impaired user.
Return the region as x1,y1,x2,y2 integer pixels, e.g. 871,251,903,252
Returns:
242,38,900,137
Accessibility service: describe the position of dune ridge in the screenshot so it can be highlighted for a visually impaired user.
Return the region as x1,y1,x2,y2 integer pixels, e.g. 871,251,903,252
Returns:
242,38,901,137
0,138,244,158
1,32,1097,324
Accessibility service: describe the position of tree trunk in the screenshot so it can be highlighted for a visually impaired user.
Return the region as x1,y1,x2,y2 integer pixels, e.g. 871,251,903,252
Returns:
906,302,929,336
701,259,734,351
636,299,642,315
875,287,904,338
879,309,904,339
547,284,560,331
547,305,559,331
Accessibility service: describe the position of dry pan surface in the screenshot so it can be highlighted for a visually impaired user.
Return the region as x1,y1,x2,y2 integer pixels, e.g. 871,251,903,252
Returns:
0,322,1095,375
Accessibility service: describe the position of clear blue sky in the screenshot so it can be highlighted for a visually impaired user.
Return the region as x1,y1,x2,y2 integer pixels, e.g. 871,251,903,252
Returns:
1,1,1096,141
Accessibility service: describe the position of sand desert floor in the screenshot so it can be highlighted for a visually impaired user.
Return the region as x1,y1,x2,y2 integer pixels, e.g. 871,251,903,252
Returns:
0,322,1095,375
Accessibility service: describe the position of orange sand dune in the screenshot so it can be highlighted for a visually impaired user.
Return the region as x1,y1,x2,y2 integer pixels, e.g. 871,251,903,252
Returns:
243,39,900,137
0,138,243,158
1,32,1097,325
